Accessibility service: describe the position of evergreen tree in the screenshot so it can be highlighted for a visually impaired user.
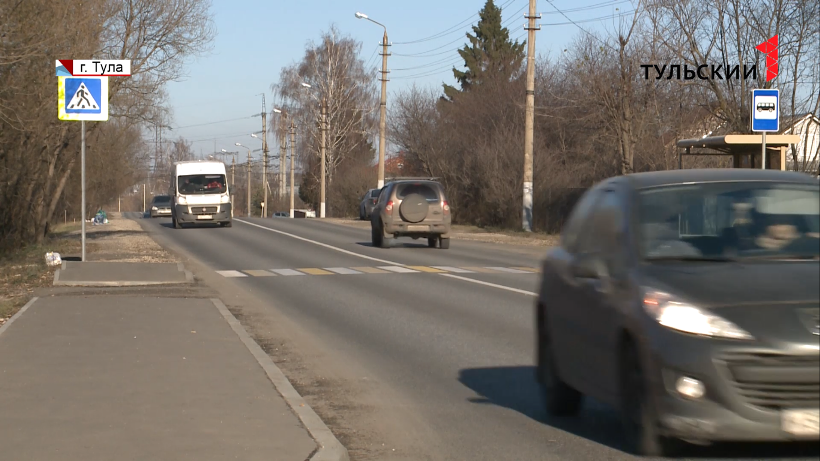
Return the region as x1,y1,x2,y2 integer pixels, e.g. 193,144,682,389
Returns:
443,0,526,99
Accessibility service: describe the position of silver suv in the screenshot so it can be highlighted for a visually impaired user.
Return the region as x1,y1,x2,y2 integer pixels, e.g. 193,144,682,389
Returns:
370,179,451,249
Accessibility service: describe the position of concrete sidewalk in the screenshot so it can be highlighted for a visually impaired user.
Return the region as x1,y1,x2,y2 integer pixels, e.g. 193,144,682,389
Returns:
0,296,340,461
54,261,193,286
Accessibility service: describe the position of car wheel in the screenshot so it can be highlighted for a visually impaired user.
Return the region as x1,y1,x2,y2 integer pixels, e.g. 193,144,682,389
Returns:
173,217,182,229
427,237,438,248
620,341,682,457
371,223,383,247
439,237,450,249
538,308,583,416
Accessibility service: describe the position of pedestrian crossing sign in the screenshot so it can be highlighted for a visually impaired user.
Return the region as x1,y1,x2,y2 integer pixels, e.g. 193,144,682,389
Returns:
58,76,108,121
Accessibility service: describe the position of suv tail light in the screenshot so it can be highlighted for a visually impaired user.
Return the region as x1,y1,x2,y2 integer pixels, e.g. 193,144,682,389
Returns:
385,200,394,213
442,200,450,215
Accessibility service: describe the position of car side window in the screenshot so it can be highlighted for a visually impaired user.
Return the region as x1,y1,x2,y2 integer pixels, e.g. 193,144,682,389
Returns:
377,186,390,204
583,190,629,278
562,189,601,253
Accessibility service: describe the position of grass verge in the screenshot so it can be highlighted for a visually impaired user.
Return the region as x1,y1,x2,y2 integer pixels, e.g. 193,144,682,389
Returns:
0,223,83,323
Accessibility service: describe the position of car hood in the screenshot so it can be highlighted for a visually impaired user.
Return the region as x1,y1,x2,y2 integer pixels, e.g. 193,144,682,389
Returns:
640,261,819,308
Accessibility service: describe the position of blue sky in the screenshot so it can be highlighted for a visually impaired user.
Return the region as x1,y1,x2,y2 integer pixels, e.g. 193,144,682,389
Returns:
163,0,633,158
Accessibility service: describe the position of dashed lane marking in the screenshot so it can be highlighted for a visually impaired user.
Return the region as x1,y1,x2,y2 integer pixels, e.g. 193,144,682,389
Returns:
269,269,305,276
297,268,333,275
216,270,247,278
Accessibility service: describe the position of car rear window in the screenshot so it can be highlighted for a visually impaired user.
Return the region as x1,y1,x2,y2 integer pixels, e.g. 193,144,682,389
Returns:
396,183,440,201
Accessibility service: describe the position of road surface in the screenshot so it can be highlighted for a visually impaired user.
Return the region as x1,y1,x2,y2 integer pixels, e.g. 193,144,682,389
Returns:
136,214,819,461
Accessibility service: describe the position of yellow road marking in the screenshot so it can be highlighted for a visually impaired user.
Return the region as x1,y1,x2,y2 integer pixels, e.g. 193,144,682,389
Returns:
462,267,500,273
405,266,446,273
511,267,539,273
243,270,276,277
351,266,389,274
297,268,333,275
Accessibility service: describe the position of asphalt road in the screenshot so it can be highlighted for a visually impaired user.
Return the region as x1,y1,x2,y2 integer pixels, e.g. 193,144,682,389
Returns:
136,214,819,461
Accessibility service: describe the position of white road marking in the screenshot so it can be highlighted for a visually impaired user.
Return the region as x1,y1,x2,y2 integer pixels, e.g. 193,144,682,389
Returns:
235,219,537,296
485,267,531,274
378,266,419,273
216,270,247,278
439,274,537,297
269,268,306,276
236,219,402,265
324,267,363,275
431,266,475,273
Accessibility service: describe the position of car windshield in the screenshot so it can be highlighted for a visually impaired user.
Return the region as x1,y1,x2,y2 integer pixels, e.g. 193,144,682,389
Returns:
639,181,819,260
178,174,226,195
396,183,440,202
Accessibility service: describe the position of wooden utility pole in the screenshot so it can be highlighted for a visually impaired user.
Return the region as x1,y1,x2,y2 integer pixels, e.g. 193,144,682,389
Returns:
280,135,286,199
290,121,296,218
522,0,539,232
320,98,327,218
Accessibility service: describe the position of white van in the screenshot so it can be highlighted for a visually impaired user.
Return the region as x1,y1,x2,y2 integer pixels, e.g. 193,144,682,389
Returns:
170,161,232,228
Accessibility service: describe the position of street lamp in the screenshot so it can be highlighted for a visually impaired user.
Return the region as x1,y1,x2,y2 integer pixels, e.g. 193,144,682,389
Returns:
355,11,389,189
236,142,252,217
300,82,327,218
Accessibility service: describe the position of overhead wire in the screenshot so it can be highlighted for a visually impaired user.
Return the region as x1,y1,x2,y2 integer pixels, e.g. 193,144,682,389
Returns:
392,0,517,45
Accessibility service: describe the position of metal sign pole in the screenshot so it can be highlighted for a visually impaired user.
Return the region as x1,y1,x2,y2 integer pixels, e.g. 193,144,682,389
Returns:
761,131,767,170
81,120,86,261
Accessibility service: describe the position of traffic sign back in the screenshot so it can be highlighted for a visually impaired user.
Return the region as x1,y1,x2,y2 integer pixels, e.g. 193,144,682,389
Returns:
58,76,108,121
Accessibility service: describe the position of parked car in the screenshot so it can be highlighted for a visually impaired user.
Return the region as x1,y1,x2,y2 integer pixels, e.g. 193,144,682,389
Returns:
149,195,173,218
359,188,381,220
370,179,451,249
535,168,819,456
272,211,289,218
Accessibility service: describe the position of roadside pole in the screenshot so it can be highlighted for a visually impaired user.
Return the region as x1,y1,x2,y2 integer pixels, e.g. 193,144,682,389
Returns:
81,121,86,261
522,0,539,232
751,88,779,170
290,121,296,218
762,131,767,169
320,98,327,218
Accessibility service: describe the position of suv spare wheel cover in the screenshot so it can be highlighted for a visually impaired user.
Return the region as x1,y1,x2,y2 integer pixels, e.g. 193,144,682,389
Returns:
399,193,429,223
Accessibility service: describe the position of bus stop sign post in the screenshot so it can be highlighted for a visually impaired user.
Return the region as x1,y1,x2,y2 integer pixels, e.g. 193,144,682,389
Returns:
751,89,780,170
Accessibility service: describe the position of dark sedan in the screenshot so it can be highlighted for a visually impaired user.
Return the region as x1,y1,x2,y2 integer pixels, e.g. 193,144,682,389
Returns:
359,188,381,220
149,195,173,218
535,169,819,456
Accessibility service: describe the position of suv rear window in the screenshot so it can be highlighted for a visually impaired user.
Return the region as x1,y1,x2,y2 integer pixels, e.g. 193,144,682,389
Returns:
396,183,440,201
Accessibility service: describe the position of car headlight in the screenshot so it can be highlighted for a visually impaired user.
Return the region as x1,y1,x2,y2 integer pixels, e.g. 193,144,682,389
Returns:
151,206,158,210
220,194,230,203
177,196,187,205
642,290,754,340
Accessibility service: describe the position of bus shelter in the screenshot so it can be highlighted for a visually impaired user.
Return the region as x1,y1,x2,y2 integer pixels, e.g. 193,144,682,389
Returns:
676,134,800,170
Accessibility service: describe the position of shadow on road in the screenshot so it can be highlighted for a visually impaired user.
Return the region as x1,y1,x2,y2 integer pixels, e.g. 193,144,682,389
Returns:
355,241,431,249
459,366,820,459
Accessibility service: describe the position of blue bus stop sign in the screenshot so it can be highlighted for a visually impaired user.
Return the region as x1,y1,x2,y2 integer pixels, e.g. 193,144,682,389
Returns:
751,89,779,132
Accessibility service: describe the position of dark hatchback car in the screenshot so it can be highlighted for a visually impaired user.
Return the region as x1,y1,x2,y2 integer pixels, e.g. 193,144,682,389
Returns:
359,188,381,220
149,195,172,218
535,169,819,456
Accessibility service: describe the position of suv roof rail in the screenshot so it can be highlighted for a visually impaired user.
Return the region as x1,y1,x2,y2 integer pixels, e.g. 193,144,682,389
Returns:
385,176,440,181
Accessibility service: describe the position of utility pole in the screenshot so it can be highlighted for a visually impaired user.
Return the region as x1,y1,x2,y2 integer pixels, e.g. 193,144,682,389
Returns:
320,98,327,218
377,30,389,189
280,135,286,199
246,151,252,217
261,95,269,218
522,0,539,232
290,121,296,218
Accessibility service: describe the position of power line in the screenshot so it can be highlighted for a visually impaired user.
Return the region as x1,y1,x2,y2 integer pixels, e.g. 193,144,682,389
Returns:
392,0,518,45
171,115,257,130
543,0,625,52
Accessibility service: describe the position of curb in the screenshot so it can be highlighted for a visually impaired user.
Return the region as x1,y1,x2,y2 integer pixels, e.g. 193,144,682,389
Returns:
0,297,38,339
211,298,350,461
52,262,194,287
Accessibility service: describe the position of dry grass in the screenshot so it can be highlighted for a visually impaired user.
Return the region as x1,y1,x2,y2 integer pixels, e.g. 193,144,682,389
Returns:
0,213,175,323
325,218,560,247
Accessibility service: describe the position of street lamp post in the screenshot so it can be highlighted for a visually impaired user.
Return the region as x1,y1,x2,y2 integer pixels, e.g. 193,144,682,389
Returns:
236,142,252,216
251,132,269,217
300,82,327,218
355,12,389,189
